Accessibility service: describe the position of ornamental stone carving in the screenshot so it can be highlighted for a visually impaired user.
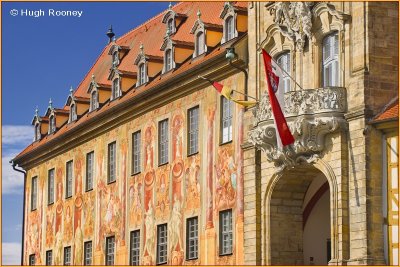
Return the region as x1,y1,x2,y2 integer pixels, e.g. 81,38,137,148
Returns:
249,87,347,171
267,2,314,51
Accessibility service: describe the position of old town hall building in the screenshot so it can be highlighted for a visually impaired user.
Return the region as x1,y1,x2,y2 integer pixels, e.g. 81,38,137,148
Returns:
12,1,398,266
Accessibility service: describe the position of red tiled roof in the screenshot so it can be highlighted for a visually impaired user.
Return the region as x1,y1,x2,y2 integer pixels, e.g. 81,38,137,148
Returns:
371,97,399,123
14,2,248,162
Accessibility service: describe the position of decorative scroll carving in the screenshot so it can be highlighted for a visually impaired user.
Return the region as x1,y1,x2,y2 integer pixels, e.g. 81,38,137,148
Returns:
267,2,314,51
249,87,347,171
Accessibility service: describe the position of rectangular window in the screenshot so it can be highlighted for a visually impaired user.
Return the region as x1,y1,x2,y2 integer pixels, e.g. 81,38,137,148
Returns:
48,169,55,205
86,151,94,191
186,217,199,260
158,119,169,165
46,250,52,266
188,106,199,156
108,142,116,183
84,241,93,266
29,254,35,266
130,230,140,265
132,131,141,175
105,236,115,266
31,176,37,211
66,160,73,198
221,97,233,144
64,246,71,265
157,224,168,264
112,78,120,100
219,209,233,256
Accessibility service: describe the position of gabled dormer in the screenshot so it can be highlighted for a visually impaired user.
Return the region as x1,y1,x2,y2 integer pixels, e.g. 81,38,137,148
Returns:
45,99,69,134
108,39,130,69
65,87,90,122
161,3,187,35
190,10,223,58
108,68,137,97
31,107,42,142
160,32,176,74
134,44,163,87
220,2,247,44
87,74,112,111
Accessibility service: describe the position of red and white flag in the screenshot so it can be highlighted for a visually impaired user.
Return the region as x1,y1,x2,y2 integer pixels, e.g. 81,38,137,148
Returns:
261,49,295,147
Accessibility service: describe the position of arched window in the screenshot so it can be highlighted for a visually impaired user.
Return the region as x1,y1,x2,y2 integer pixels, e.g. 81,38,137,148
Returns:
165,49,173,72
225,16,234,42
196,31,205,56
112,78,120,100
139,63,146,85
167,18,174,33
90,91,98,111
112,51,119,67
49,115,56,134
70,104,77,122
322,32,339,87
35,124,41,141
276,52,291,93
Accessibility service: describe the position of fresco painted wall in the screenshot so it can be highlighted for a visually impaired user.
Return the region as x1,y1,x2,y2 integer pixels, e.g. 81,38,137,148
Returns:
23,73,246,265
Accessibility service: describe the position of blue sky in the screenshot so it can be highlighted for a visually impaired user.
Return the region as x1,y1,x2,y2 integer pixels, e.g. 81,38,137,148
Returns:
2,2,169,264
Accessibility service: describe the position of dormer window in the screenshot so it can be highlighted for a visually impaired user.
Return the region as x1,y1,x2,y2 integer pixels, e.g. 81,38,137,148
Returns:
49,115,56,134
195,31,205,56
167,18,174,33
225,16,234,41
70,104,77,122
139,63,146,85
220,3,239,44
112,78,121,100
34,123,41,141
90,91,98,111
165,49,173,72
112,51,119,67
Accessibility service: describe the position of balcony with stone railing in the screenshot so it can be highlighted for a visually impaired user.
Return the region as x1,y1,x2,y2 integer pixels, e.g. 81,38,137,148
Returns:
248,87,348,171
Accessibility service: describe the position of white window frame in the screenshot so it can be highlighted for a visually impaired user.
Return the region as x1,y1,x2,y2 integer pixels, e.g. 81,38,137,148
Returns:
105,236,115,266
221,96,233,144
84,241,92,266
276,51,291,93
29,254,35,266
156,224,168,264
31,176,38,211
130,230,140,265
195,31,205,56
220,3,238,44
111,78,120,100
112,50,119,68
138,63,146,86
66,160,73,198
70,103,77,122
188,106,199,155
219,209,233,256
158,119,169,165
49,115,56,134
35,123,41,141
132,131,141,175
186,216,199,260
90,90,98,112
165,49,173,72
86,151,94,191
108,142,117,184
322,32,339,87
46,250,52,266
48,169,55,205
64,246,72,266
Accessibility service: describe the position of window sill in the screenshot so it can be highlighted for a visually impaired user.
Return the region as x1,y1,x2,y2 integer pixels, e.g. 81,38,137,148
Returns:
131,171,141,177
219,252,233,257
107,180,116,185
85,188,93,193
156,262,167,266
158,162,169,167
185,257,199,261
65,195,73,200
48,202,54,206
187,151,199,158
220,140,233,146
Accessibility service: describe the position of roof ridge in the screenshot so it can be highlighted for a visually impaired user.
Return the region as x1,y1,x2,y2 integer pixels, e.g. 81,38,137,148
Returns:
116,2,185,45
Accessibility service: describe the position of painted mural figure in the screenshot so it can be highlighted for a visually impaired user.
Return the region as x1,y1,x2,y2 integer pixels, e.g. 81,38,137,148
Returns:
64,205,73,242
129,180,142,227
215,148,237,210
143,205,155,263
74,220,84,265
54,225,63,265
169,197,183,254
45,209,55,247
83,193,95,237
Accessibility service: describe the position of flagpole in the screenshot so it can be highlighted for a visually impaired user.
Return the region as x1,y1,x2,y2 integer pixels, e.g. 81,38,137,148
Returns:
231,90,258,101
256,43,304,91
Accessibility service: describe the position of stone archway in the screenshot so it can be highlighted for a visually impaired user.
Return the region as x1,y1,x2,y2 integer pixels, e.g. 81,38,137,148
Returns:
264,162,338,265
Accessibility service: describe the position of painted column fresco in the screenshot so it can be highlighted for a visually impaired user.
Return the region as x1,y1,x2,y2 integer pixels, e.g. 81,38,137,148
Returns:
206,107,216,228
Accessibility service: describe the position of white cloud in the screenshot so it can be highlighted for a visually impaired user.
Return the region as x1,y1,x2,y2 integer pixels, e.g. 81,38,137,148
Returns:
2,125,33,146
2,152,24,195
2,242,21,265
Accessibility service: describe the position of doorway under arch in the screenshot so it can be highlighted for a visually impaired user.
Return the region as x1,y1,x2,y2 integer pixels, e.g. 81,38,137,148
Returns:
268,165,332,265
